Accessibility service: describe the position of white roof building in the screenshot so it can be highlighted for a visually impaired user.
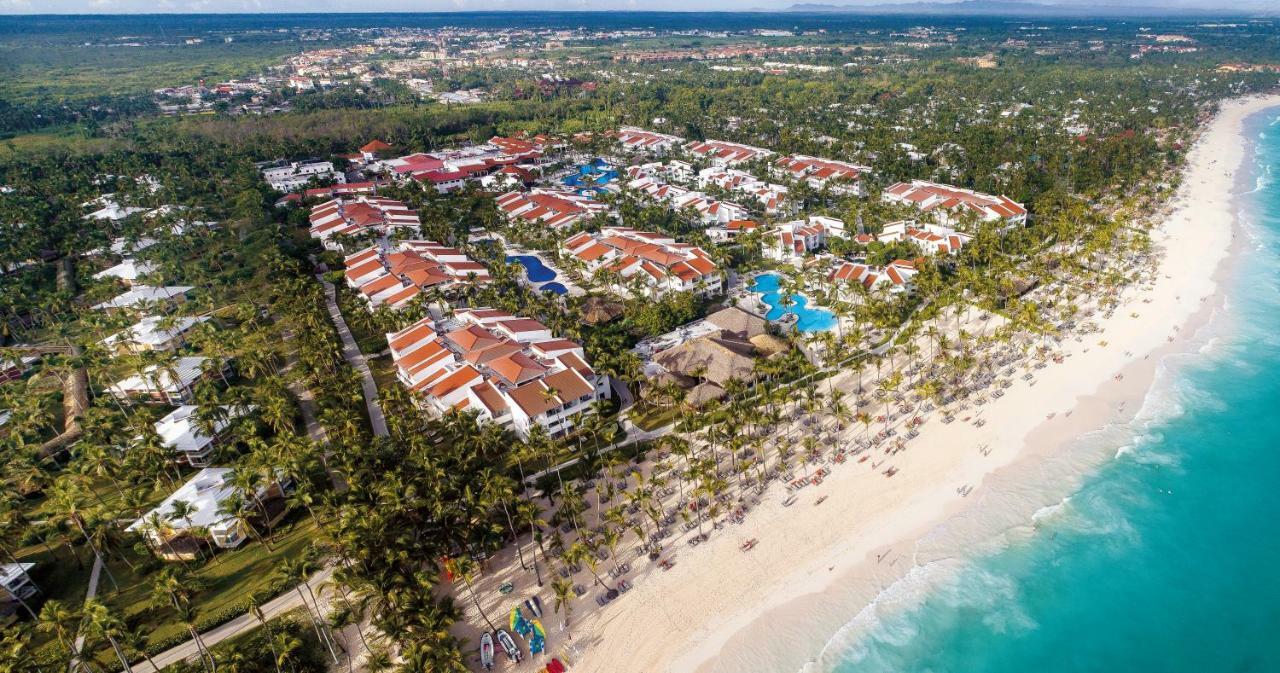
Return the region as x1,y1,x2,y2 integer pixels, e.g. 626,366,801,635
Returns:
0,563,37,602
109,356,223,405
93,285,192,311
103,315,209,353
152,405,248,467
127,468,271,550
93,259,157,284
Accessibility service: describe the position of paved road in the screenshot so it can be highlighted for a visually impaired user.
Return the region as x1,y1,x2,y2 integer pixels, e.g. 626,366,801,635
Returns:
129,567,336,672
318,278,389,437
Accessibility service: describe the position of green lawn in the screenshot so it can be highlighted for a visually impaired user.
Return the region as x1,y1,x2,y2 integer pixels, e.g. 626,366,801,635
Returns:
22,512,320,663
111,514,320,654
628,405,679,432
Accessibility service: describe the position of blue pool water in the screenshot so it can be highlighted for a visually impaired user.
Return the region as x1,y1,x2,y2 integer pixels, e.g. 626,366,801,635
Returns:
563,158,618,191
507,255,557,283
540,282,568,295
797,108,1280,673
749,272,837,333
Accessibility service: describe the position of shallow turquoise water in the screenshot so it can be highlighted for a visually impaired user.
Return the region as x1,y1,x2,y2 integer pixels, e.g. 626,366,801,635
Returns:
750,272,837,332
818,110,1280,673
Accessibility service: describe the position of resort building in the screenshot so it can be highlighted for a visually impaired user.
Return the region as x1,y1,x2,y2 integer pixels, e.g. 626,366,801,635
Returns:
829,259,920,295
109,356,227,405
562,227,723,298
152,405,249,467
616,127,686,155
644,308,782,407
764,216,847,267
684,139,774,166
495,189,610,230
706,219,761,242
343,241,490,311
127,467,291,559
92,285,193,311
260,160,344,193
772,155,871,196
386,308,610,439
879,220,971,255
93,259,156,285
0,563,38,610
696,167,790,215
102,315,209,354
624,172,751,226
882,180,1027,227
378,136,548,192
308,196,421,250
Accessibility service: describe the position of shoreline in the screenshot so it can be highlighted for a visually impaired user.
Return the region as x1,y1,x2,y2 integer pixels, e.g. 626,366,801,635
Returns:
663,95,1280,673
449,94,1280,673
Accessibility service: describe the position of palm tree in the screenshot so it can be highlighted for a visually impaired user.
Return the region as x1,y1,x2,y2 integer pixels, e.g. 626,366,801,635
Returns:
452,556,498,634
550,577,575,635
37,600,83,671
82,598,161,673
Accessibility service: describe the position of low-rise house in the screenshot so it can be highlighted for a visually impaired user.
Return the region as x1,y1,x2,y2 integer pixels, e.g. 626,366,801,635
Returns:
127,467,290,559
260,160,344,193
829,259,919,296
685,139,774,166
563,226,722,298
152,405,248,467
772,155,871,196
616,126,686,155
93,259,156,285
697,167,789,214
103,315,209,354
343,241,490,311
495,189,610,230
879,220,971,255
0,563,38,610
625,173,750,226
707,219,761,242
882,180,1027,227
109,356,226,405
386,308,610,438
92,285,193,311
764,218,834,267
308,196,421,250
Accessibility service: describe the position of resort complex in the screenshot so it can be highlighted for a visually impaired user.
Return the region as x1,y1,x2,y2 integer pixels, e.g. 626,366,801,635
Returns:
3,13,1268,673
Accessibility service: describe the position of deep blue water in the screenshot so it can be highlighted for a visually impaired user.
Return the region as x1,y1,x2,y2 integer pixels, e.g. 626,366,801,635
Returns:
750,272,837,333
507,254,557,283
540,281,568,296
817,109,1280,673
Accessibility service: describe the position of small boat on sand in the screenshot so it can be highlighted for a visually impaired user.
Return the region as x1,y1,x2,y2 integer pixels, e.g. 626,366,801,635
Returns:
497,629,522,662
814,496,828,506
782,495,797,507
525,596,544,618
479,632,495,671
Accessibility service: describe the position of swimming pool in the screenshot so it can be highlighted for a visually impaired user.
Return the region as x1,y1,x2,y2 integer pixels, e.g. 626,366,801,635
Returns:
540,282,568,295
563,159,618,188
748,272,837,333
507,255,557,283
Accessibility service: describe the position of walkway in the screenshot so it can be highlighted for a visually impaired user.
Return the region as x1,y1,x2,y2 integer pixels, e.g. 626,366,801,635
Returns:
128,567,336,672
318,278,388,437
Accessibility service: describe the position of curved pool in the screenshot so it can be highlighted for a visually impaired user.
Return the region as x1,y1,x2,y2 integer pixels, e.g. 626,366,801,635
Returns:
749,272,837,333
540,282,568,295
507,255,557,283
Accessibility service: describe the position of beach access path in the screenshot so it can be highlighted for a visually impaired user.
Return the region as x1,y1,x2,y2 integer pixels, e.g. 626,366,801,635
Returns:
318,276,389,437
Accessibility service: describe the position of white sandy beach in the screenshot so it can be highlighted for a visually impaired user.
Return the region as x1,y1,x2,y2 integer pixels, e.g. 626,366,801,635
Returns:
455,94,1280,673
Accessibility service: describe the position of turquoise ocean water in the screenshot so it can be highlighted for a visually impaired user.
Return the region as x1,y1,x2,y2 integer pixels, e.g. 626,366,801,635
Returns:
814,109,1280,673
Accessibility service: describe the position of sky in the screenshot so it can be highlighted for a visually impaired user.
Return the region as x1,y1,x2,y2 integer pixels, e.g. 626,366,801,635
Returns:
0,0,1271,15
